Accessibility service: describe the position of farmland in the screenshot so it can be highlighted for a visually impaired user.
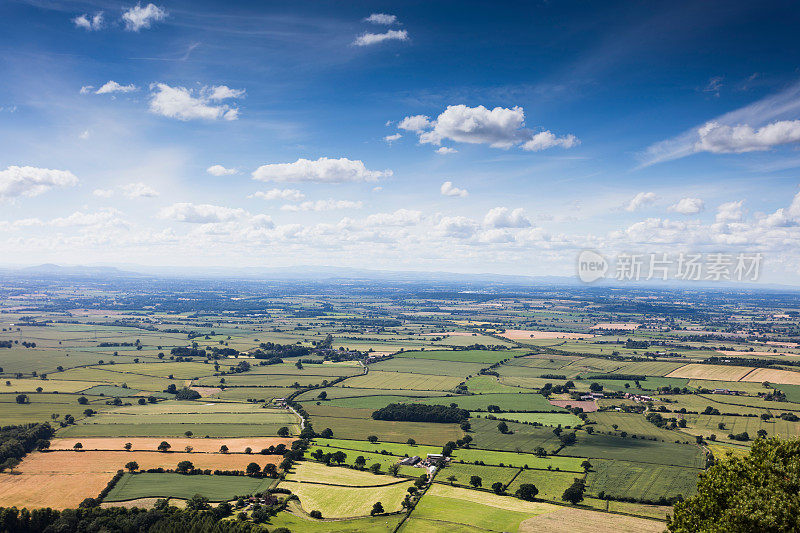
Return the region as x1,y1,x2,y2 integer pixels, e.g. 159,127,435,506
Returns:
3,275,800,529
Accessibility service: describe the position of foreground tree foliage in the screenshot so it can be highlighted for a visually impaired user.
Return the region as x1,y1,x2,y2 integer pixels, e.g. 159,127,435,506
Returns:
669,438,800,532
0,506,272,532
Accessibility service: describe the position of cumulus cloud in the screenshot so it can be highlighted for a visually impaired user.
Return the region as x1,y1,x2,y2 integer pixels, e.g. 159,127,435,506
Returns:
364,13,397,24
437,216,479,238
160,202,248,223
625,192,657,212
73,12,103,30
694,120,800,154
716,200,744,222
436,147,458,154
51,209,124,228
122,3,167,31
149,83,242,121
669,197,705,214
353,29,408,46
281,199,363,212
206,165,238,176
398,105,578,152
252,157,392,183
249,188,305,201
95,81,138,94
92,188,115,198
440,181,468,198
159,202,274,230
384,133,402,144
0,166,78,199
521,130,579,151
121,182,159,198
484,207,531,228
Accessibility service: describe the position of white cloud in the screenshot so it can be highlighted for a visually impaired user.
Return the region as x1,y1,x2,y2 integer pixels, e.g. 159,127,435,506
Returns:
122,3,167,32
79,130,90,140
625,192,657,212
364,13,397,25
281,199,363,212
484,207,531,228
121,182,159,198
521,130,579,151
160,203,248,223
437,216,479,238
353,29,408,46
669,197,705,214
440,181,468,198
51,209,124,228
73,12,103,31
252,157,392,183
79,86,94,95
436,147,458,154
92,188,115,198
149,84,242,121
401,105,578,151
249,188,305,201
384,133,402,143
95,81,138,95
716,200,744,222
207,86,246,100
640,82,800,166
0,166,78,199
789,190,800,218
206,165,238,176
694,120,800,154
398,115,431,132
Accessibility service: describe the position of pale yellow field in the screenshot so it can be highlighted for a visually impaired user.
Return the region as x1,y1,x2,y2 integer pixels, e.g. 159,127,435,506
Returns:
0,379,102,393
500,330,594,340
286,461,394,486
281,479,412,518
519,507,664,533
666,363,755,382
740,367,800,385
0,471,111,510
591,323,640,330
426,484,556,513
48,437,293,453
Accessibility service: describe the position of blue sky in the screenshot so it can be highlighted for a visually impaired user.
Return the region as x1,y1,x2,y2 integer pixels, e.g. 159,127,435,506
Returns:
2,0,800,282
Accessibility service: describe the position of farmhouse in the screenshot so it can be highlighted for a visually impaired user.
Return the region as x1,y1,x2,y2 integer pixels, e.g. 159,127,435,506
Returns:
398,456,420,466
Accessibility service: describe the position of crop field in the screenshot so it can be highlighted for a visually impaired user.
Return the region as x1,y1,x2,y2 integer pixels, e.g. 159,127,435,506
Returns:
481,412,583,427
48,436,293,452
464,375,526,393
286,461,412,486
614,361,687,376
516,506,665,533
58,421,298,437
54,367,184,391
419,393,563,412
280,477,412,518
394,349,522,364
468,418,563,452
505,468,578,501
1,378,102,393
0,470,112,510
408,484,556,532
586,459,700,501
450,448,584,471
685,413,800,440
560,433,706,468
437,462,519,489
369,358,485,377
740,367,800,385
341,371,463,391
588,411,684,441
665,364,756,382
105,473,275,502
305,446,421,477
295,387,452,401
304,415,463,445
313,438,440,458
265,503,405,532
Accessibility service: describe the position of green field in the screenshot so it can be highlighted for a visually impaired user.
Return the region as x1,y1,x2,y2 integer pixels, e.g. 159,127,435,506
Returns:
468,418,563,452
436,462,519,489
505,468,578,501
369,358,485,377
394,350,520,364
560,432,706,468
56,421,298,437
105,473,274,501
450,448,585,471
586,459,701,501
340,371,463,391
479,412,583,427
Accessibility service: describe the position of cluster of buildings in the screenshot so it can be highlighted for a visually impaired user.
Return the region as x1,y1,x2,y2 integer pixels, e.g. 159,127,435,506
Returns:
397,453,449,475
623,392,653,402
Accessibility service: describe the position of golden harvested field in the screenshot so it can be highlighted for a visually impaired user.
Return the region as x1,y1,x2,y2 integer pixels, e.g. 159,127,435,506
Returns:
286,461,398,486
281,479,412,518
500,330,594,340
0,471,111,510
591,323,640,330
0,450,282,510
14,450,280,474
0,379,102,393
666,363,755,382
48,437,293,453
425,483,556,513
740,367,800,385
519,507,664,533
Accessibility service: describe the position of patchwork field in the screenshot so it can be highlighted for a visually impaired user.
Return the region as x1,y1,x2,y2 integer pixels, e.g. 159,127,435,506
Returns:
586,459,701,501
105,472,275,502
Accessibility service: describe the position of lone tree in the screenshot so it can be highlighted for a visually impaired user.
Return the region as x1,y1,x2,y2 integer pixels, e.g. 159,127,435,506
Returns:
77,396,89,405
15,394,29,404
157,441,171,452
669,437,800,532
125,461,139,473
469,475,482,488
219,445,229,453
581,460,593,472
176,460,194,473
492,482,505,494
562,478,586,505
355,455,366,469
73,442,83,450
370,502,384,516
246,462,261,475
277,427,290,437
515,483,539,501
320,428,334,438
367,435,378,443
124,442,132,451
